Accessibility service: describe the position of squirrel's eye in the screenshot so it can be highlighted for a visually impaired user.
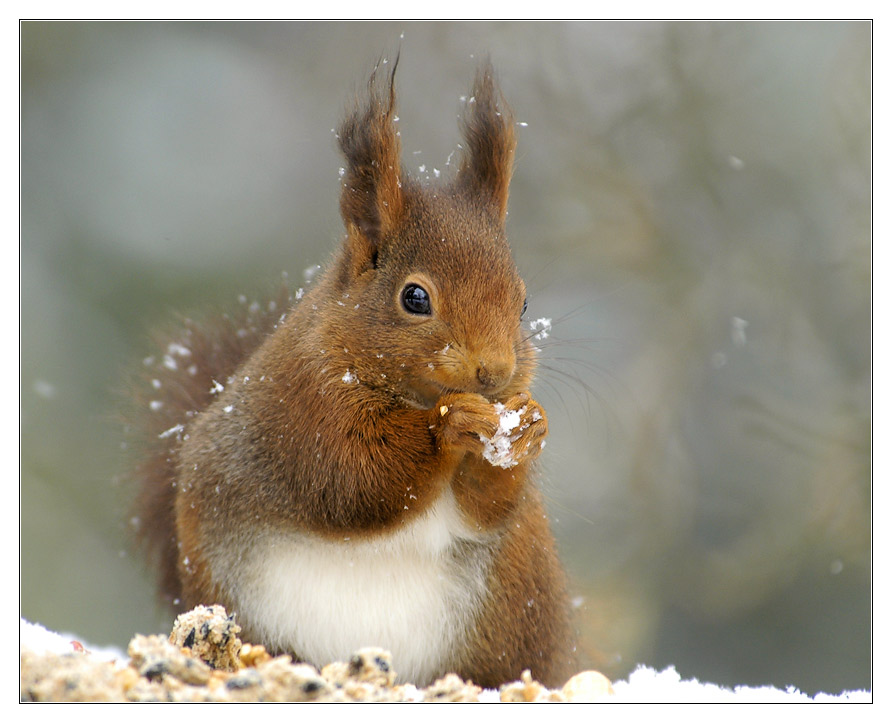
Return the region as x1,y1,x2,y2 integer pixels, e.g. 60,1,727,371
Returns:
521,297,528,319
401,284,432,315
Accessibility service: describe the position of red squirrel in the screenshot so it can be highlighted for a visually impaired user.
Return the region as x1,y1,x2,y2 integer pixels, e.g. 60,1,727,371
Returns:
128,58,574,688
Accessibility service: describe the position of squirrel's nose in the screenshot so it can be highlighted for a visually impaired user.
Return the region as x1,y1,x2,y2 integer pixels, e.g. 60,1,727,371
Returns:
476,359,513,391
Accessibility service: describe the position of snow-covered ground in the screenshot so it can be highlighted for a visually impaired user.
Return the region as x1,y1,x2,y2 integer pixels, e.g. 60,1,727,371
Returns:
20,619,870,702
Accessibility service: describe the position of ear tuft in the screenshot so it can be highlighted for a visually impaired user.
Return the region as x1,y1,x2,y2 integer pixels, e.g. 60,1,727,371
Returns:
455,60,517,223
337,55,404,269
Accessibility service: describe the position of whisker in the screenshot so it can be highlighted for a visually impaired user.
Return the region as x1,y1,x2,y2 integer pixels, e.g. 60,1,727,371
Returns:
541,495,596,527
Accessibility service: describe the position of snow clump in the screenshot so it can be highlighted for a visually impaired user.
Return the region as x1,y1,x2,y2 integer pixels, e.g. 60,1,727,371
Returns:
479,402,525,469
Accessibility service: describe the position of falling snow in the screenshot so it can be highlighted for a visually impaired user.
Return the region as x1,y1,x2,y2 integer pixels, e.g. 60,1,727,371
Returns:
158,424,185,440
529,318,552,341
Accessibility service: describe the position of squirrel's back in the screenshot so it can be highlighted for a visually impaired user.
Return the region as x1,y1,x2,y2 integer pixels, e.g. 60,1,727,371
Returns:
126,284,294,607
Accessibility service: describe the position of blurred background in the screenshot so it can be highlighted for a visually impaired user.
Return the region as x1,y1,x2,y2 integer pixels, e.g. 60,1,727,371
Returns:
20,21,870,694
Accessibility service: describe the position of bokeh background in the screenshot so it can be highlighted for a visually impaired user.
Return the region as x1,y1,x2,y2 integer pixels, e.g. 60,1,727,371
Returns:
20,21,870,694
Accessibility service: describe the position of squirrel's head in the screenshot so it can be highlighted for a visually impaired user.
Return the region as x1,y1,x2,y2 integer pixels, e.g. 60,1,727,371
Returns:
324,58,534,408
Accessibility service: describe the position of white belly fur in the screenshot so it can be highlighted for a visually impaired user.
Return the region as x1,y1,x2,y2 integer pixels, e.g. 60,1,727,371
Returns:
211,490,492,685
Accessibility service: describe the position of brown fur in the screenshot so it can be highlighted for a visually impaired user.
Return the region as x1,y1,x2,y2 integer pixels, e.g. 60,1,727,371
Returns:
128,59,574,687
127,285,294,607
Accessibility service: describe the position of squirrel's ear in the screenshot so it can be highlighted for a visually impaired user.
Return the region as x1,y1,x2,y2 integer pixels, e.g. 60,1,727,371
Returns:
455,61,516,224
337,58,404,273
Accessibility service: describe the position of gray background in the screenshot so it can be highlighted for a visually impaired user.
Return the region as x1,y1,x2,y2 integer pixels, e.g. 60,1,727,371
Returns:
21,21,870,694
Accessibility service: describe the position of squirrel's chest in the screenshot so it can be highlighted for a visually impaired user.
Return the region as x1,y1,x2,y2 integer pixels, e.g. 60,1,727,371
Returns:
216,490,492,685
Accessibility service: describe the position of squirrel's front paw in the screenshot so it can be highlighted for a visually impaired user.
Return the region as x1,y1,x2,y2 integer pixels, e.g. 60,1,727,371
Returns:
434,392,548,468
479,392,548,468
433,392,500,458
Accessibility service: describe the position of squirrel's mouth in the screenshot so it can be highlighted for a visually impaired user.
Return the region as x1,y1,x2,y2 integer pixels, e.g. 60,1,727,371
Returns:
398,379,505,410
